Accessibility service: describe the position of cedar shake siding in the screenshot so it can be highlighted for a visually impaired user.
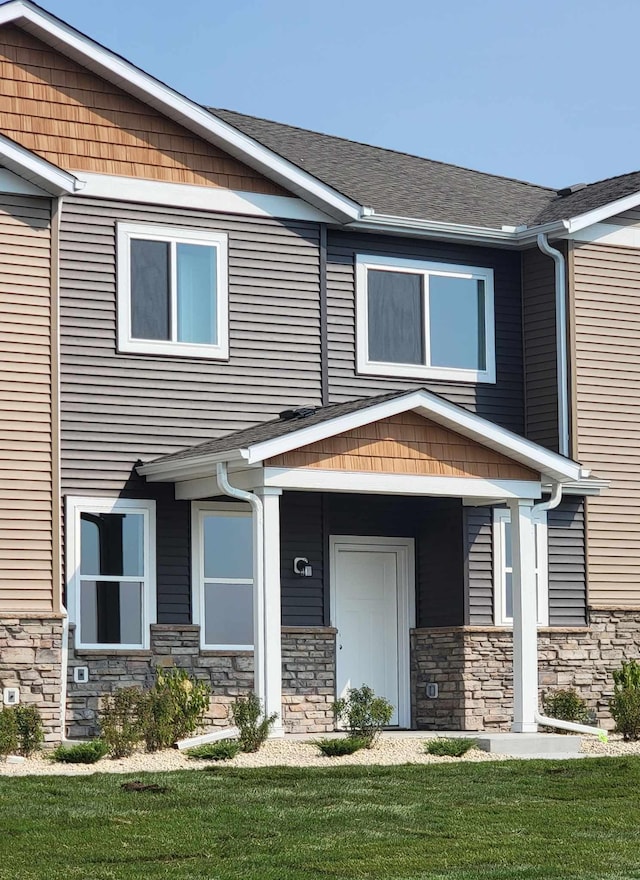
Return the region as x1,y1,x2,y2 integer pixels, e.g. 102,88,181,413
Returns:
571,235,640,607
326,230,525,435
0,193,55,612
522,246,559,452
0,25,285,194
58,196,322,492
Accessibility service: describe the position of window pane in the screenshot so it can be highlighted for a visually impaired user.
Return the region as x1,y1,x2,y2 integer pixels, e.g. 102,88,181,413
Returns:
130,239,170,340
429,275,486,370
80,580,142,645
204,582,253,646
80,512,144,577
177,243,217,345
505,571,513,620
203,515,252,579
367,269,424,364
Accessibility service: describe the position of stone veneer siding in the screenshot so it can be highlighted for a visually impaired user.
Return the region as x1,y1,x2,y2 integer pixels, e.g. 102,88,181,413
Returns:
412,609,640,731
0,615,64,743
66,624,336,738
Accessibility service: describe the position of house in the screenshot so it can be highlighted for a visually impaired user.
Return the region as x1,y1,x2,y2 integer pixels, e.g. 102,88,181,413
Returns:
0,0,638,742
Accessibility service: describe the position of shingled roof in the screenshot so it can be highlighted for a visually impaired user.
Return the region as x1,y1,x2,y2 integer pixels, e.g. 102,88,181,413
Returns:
211,108,640,231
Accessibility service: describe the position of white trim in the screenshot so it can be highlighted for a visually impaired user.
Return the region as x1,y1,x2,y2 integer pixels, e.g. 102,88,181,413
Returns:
330,535,415,729
75,173,335,222
191,501,254,651
116,222,229,360
263,468,542,500
493,508,548,627
566,191,640,235
355,255,496,384
0,2,361,222
0,131,78,195
568,221,640,247
65,496,156,651
0,168,47,196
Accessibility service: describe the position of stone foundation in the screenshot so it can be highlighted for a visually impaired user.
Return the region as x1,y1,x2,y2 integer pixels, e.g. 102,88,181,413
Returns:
412,609,640,731
0,615,64,743
281,626,336,733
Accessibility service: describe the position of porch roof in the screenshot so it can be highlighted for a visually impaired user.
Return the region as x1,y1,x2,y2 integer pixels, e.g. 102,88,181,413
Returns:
138,389,587,487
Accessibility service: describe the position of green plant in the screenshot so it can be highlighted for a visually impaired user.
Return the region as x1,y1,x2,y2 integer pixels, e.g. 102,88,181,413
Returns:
186,739,241,761
13,705,44,757
425,737,476,757
613,659,640,690
231,692,277,752
315,736,369,757
542,689,595,730
332,685,394,747
52,740,109,764
99,687,145,758
610,660,640,741
142,667,211,751
0,706,18,758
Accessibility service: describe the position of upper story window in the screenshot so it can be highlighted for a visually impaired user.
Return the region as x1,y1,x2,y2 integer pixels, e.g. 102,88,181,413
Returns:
356,255,495,383
66,497,156,650
493,508,548,627
117,223,229,359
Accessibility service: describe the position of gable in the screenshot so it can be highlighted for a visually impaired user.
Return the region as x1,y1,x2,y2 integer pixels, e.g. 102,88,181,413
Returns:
0,25,287,194
266,411,538,481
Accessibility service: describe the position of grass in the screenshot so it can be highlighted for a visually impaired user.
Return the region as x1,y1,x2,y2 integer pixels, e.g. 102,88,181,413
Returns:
1,758,640,878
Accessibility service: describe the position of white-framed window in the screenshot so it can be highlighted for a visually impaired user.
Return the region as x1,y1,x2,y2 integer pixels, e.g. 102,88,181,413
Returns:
355,254,495,383
117,222,229,359
493,508,548,627
192,502,254,650
65,497,156,650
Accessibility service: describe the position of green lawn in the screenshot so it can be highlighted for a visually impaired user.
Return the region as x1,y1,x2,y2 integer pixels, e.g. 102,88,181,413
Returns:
2,758,640,879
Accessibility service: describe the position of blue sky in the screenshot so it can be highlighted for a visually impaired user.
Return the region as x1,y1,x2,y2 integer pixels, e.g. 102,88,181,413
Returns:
40,0,640,189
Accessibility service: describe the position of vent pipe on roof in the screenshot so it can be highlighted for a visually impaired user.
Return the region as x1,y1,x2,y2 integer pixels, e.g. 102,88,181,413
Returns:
536,234,570,457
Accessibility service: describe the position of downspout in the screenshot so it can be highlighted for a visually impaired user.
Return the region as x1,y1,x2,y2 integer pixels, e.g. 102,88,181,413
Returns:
530,482,607,738
536,234,570,457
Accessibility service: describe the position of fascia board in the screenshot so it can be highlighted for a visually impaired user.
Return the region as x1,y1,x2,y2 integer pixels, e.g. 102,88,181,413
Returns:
566,191,640,234
1,1,362,222
0,132,78,194
137,448,248,481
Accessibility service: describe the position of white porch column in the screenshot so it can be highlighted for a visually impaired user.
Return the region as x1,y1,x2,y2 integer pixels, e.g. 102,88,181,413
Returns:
254,487,284,737
507,498,539,733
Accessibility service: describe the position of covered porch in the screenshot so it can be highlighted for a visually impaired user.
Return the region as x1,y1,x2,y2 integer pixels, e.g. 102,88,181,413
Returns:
139,389,587,736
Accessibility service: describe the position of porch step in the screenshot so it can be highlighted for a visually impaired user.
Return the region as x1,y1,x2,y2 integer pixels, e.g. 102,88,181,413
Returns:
469,732,583,758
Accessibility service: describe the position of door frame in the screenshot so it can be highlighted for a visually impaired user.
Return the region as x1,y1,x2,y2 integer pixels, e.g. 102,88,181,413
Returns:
329,535,416,729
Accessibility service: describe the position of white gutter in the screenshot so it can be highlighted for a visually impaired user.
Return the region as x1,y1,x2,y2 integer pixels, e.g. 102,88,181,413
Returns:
530,483,607,739
536,234,570,458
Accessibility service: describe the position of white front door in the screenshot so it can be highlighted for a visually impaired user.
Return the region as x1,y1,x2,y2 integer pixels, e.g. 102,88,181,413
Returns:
330,536,414,728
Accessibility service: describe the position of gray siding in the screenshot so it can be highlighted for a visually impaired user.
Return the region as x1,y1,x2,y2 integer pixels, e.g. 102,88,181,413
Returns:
280,492,325,627
548,497,587,626
326,230,524,434
522,246,559,451
59,196,322,493
416,501,464,628
465,507,494,626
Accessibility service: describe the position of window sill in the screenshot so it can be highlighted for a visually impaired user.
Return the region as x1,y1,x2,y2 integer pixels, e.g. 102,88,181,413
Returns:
357,359,495,384
73,649,153,658
117,339,229,360
200,648,253,656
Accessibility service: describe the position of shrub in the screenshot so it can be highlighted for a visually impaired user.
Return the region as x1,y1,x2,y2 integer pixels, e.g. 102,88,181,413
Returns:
231,692,277,753
426,737,476,757
13,705,44,757
332,685,394,747
0,707,18,758
613,659,640,691
315,736,369,757
142,667,211,752
542,689,596,730
610,660,640,741
99,687,145,758
186,739,241,761
52,740,108,764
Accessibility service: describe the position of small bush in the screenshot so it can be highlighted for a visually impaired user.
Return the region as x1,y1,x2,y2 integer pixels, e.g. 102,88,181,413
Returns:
542,689,595,730
426,737,476,757
13,705,44,757
142,668,211,752
99,687,145,758
186,739,241,761
52,740,109,764
0,707,18,758
333,685,394,747
610,660,640,741
231,692,277,753
315,736,369,757
613,659,640,691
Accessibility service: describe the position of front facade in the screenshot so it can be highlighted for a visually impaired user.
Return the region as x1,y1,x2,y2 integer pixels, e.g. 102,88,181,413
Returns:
1,1,640,742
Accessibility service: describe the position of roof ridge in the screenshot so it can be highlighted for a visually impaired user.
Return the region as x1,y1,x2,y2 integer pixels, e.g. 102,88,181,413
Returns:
209,107,557,195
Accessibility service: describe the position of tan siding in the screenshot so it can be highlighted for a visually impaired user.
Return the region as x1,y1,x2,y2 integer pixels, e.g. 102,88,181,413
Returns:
0,25,285,195
267,412,537,480
0,194,54,612
573,239,640,606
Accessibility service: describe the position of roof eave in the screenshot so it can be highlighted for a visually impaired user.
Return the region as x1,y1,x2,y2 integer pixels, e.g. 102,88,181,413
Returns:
0,132,78,195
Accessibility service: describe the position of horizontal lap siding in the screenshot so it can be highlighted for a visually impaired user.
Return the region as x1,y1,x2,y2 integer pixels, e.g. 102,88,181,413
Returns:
465,508,493,625
0,194,54,612
326,231,524,434
548,497,586,625
280,492,325,626
572,240,640,606
59,197,321,493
